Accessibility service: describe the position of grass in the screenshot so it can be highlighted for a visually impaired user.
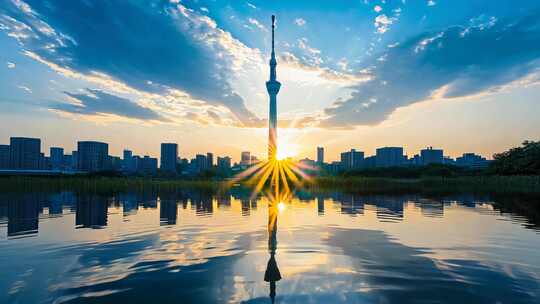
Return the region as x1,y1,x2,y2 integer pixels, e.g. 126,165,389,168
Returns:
0,176,222,194
0,175,539,195
308,175,540,195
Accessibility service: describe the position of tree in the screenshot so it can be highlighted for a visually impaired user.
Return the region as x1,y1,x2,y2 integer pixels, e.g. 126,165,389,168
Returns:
490,141,540,175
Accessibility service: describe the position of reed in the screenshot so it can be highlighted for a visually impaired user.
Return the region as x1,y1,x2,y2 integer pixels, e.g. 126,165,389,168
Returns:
0,175,538,195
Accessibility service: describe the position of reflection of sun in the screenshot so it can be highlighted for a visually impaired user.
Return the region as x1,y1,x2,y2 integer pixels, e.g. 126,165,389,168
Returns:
277,202,286,213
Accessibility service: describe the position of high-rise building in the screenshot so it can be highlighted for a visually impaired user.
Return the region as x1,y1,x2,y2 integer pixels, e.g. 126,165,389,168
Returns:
340,149,364,171
195,154,207,172
241,151,251,166
317,147,324,164
217,156,231,172
456,153,489,169
50,147,64,170
77,141,109,172
123,149,135,172
376,147,405,167
266,15,281,160
160,143,178,173
9,137,41,170
140,156,158,175
71,151,78,170
63,154,73,171
0,145,9,169
206,152,214,169
421,147,444,165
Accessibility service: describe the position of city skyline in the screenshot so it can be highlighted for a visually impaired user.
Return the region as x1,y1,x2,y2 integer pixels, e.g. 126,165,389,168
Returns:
0,134,490,172
1,1,540,163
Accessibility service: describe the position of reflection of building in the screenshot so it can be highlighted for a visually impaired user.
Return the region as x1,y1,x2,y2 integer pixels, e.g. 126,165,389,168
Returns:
160,198,178,225
339,193,365,216
77,141,109,172
8,196,40,237
10,137,41,170
418,200,444,217
76,195,108,228
317,195,325,216
265,187,281,303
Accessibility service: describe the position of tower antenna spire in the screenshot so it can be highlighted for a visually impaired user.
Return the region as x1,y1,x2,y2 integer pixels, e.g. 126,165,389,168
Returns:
266,14,281,160
271,15,275,58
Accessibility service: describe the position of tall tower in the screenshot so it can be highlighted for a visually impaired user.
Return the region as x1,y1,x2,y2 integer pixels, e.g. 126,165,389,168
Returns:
266,15,281,161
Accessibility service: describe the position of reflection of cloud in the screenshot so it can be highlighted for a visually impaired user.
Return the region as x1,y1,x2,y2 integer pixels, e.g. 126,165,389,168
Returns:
318,12,540,128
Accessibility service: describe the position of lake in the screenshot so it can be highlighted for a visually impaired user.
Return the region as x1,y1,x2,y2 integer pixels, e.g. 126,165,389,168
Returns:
1,188,539,303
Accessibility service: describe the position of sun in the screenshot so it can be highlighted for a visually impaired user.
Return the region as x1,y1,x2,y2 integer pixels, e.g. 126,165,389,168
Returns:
276,138,299,160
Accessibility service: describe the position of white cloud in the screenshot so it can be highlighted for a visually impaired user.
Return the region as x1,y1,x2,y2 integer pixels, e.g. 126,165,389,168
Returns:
6,61,16,68
246,2,257,9
200,7,209,13
17,85,32,93
374,5,383,13
247,18,267,32
427,0,436,6
374,14,395,34
294,18,306,27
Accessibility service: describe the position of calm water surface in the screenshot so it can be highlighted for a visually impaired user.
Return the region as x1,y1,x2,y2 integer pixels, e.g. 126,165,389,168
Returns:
1,189,539,303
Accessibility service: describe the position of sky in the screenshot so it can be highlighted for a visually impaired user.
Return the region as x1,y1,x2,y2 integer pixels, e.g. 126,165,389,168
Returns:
0,0,539,162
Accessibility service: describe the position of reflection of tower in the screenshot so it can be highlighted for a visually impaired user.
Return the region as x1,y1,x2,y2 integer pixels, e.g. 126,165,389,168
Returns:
264,200,281,303
267,15,281,161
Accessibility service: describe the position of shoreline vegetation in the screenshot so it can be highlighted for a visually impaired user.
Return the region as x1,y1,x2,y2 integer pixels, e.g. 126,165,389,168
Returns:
0,175,539,195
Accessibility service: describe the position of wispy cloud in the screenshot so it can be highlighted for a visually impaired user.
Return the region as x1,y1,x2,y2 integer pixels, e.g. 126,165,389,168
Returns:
294,18,306,27
318,12,540,128
0,0,263,126
53,89,164,121
6,61,16,68
17,85,32,93
247,17,267,32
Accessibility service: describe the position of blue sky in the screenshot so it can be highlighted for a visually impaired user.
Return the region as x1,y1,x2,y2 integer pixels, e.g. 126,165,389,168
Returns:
1,0,539,160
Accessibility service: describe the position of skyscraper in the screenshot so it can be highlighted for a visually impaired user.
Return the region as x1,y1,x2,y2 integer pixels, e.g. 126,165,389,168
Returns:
217,156,232,172
160,143,178,173
77,141,109,172
376,147,405,167
241,151,251,166
340,149,364,171
123,149,134,172
317,147,324,164
9,137,41,170
0,145,9,169
50,147,64,170
206,152,214,169
266,15,281,160
421,147,444,165
195,154,207,172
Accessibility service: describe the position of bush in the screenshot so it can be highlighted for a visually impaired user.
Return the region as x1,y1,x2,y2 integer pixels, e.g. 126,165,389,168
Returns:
490,141,540,175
